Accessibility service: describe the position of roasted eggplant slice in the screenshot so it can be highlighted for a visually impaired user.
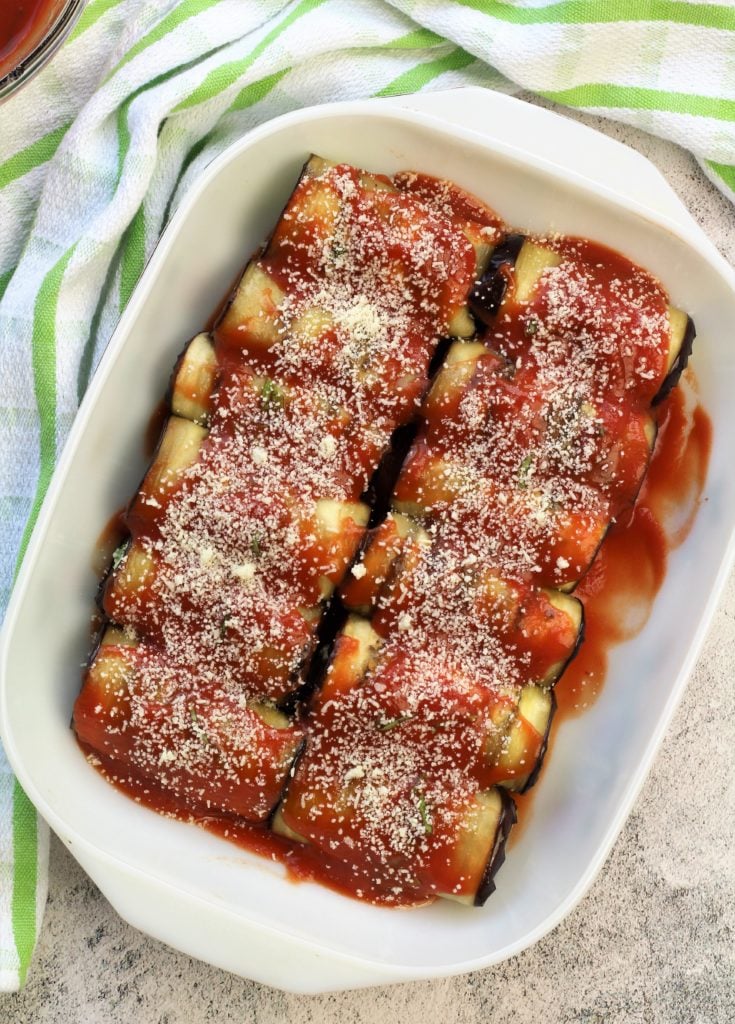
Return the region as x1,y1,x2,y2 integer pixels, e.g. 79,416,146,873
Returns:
305,499,371,601
542,589,585,683
271,805,308,843
170,333,218,425
102,539,156,622
512,239,563,303
340,513,430,614
440,788,517,906
471,236,561,321
654,310,695,405
127,416,207,531
421,340,495,428
492,685,556,793
468,233,525,326
74,630,305,822
470,789,517,905
277,616,518,905
215,262,285,352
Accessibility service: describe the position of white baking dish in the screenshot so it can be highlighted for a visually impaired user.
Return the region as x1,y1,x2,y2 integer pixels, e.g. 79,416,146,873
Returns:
2,88,734,993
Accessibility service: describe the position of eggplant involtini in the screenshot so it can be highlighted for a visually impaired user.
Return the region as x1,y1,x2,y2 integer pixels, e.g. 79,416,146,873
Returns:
274,616,518,905
75,155,694,908
75,156,503,835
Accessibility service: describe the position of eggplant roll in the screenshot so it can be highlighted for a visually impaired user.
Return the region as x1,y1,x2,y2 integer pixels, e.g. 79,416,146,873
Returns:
101,546,322,706
416,339,658,515
214,155,503,417
209,368,390,505
170,333,218,425
392,448,612,590
104,495,369,703
74,629,304,821
275,617,518,906
343,514,584,689
469,235,694,406
127,415,208,533
391,330,660,589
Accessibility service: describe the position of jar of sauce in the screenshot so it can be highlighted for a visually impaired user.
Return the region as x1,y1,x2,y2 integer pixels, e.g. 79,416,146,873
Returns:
0,0,86,101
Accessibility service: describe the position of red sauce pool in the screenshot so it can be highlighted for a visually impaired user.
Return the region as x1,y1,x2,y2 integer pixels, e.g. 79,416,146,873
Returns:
556,379,711,716
0,0,66,79
513,376,711,834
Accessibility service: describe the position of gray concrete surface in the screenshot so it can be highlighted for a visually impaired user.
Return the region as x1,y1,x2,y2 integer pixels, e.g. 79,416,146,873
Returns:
2,99,734,1023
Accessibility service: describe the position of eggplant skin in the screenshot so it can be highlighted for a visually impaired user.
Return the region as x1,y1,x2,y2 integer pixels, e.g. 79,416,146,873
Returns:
468,233,525,327
557,600,586,683
517,690,557,796
268,736,308,827
83,620,111,675
474,789,518,907
94,535,131,616
653,315,696,406
166,338,193,412
363,422,417,528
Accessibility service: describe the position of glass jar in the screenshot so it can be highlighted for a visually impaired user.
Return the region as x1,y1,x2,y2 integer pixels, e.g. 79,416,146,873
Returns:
0,0,87,103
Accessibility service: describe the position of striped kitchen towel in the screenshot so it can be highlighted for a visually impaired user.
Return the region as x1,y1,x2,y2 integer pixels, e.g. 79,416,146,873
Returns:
1,0,734,991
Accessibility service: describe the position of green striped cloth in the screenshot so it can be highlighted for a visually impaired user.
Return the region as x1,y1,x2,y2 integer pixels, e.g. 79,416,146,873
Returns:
2,0,734,991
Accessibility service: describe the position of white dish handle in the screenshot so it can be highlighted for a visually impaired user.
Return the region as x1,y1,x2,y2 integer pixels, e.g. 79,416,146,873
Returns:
388,87,710,248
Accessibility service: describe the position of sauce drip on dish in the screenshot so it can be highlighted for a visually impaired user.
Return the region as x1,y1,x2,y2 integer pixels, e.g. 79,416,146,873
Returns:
77,157,711,908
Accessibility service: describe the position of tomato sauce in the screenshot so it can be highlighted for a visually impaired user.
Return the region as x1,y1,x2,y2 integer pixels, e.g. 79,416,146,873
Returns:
78,162,712,909
77,162,504,887
0,0,65,79
556,380,711,716
512,378,711,837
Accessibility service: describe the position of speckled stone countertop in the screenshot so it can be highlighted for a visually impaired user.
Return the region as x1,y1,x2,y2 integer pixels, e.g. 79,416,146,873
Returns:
2,97,734,1024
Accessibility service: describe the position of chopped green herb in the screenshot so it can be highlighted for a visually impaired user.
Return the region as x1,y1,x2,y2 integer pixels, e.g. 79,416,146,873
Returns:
260,378,285,408
190,706,198,724
524,316,539,337
219,614,232,639
250,534,263,558
111,541,128,571
330,242,346,261
518,454,534,489
377,714,414,732
417,793,433,836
